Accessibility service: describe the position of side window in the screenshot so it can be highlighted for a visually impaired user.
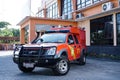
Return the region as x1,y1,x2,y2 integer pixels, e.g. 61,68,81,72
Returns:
74,35,79,44
68,35,74,44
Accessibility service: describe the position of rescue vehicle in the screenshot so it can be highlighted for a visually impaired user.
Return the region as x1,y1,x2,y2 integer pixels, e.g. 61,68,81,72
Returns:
13,26,87,75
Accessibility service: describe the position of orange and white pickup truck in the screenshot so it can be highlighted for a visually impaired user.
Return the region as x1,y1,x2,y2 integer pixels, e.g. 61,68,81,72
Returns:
13,26,87,75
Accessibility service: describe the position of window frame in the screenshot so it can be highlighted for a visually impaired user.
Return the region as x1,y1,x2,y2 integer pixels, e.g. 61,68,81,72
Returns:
77,0,91,10
67,34,75,44
90,15,113,45
62,0,73,16
73,35,79,44
116,13,120,45
38,10,44,17
77,0,102,10
47,3,58,18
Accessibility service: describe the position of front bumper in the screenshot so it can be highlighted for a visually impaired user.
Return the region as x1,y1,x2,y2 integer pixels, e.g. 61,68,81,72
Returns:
13,56,59,67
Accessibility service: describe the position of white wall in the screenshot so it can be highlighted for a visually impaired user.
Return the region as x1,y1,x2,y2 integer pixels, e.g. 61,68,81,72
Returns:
78,20,91,46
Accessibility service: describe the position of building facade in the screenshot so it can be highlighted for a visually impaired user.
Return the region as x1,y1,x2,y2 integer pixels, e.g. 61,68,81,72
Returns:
18,0,120,55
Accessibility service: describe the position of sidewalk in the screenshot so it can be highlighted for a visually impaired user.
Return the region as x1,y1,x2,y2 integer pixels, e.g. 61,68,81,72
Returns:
0,50,13,56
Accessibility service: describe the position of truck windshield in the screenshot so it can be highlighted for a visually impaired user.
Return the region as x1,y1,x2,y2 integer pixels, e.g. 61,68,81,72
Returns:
35,33,67,43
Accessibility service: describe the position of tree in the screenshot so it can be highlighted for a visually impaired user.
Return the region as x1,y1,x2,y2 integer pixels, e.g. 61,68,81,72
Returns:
0,21,20,43
0,21,11,28
0,28,13,37
10,28,20,37
0,28,20,37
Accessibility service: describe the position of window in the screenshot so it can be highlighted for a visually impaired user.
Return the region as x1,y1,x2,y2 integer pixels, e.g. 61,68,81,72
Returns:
90,15,113,45
68,35,74,44
77,0,102,10
93,0,101,3
77,0,91,10
117,13,120,45
62,0,73,15
38,10,44,17
74,35,79,44
25,25,29,43
47,3,58,18
35,33,67,43
35,24,56,32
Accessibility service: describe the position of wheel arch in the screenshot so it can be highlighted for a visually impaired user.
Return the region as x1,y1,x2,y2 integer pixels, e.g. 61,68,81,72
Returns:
81,48,87,56
61,51,68,57
54,49,68,59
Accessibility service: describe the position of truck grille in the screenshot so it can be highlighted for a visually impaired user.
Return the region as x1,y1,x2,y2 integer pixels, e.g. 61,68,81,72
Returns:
21,47,49,56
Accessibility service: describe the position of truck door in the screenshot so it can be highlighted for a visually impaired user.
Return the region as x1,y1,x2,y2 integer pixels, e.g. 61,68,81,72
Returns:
73,35,81,59
67,34,78,60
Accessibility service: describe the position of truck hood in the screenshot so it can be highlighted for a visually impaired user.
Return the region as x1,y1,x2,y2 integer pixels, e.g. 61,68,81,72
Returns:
23,43,63,47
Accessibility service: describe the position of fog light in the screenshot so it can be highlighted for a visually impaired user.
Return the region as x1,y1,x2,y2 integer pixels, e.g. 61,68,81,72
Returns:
45,60,48,63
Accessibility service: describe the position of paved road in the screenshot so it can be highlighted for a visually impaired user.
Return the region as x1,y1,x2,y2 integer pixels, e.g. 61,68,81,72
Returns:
0,51,120,80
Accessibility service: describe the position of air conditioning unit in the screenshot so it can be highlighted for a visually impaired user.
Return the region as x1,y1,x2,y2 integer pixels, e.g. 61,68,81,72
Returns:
62,15,68,19
76,13,84,19
102,2,114,12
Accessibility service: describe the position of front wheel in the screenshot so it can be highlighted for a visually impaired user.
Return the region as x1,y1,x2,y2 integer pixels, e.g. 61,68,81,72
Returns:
52,56,70,75
18,63,35,73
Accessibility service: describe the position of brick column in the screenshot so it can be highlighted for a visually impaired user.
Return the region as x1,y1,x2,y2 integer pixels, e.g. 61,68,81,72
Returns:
29,20,36,43
72,0,77,20
44,8,47,18
57,0,61,17
20,28,25,44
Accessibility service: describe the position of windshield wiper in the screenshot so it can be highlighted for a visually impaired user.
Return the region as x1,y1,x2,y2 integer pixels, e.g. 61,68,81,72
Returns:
43,42,52,43
51,41,64,43
43,41,64,43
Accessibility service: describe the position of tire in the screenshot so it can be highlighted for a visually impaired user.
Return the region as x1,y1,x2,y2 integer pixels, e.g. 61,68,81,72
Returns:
52,56,70,75
18,63,35,73
78,52,86,65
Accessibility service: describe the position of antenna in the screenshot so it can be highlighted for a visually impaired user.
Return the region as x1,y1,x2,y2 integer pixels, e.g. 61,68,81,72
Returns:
29,0,31,16
29,0,37,17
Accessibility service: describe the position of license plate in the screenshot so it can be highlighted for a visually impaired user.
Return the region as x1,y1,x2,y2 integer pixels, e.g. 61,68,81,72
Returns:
23,63,34,68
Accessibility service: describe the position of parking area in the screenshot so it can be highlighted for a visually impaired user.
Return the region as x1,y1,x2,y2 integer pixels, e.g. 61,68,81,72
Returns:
0,51,120,80
0,51,13,56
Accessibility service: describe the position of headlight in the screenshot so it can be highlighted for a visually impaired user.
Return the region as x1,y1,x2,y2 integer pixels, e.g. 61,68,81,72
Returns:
14,47,21,55
46,47,56,55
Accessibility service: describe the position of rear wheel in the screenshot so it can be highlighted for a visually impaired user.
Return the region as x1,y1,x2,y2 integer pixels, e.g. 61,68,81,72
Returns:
52,56,70,75
78,51,86,65
18,63,35,73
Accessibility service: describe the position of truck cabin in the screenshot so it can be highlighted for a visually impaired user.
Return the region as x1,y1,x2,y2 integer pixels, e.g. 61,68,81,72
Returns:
32,26,85,45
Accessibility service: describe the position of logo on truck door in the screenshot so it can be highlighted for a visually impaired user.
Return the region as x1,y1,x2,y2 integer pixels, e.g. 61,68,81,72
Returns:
68,45,76,59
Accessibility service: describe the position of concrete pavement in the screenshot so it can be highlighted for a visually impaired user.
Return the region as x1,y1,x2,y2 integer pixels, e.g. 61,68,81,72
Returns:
0,50,13,56
0,51,120,80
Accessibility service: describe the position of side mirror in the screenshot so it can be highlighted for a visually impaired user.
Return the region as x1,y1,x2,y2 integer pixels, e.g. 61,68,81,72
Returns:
68,40,74,44
40,38,43,42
